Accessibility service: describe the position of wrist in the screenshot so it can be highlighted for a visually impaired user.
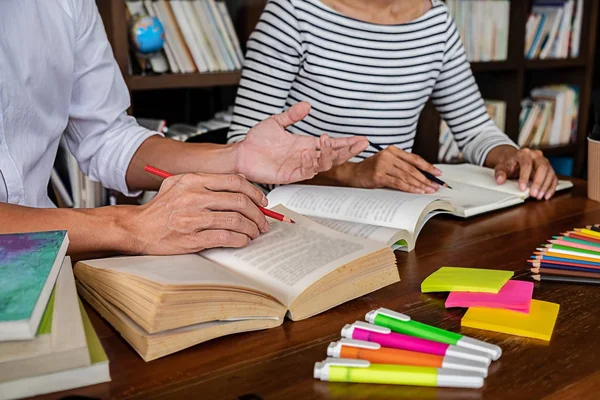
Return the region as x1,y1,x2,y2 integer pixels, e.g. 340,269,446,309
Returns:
484,145,519,168
101,205,143,255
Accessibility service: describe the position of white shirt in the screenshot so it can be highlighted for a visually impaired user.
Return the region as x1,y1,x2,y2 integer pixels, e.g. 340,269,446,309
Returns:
0,0,157,208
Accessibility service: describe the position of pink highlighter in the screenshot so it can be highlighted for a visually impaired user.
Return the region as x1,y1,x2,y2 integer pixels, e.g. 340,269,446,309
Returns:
341,322,491,366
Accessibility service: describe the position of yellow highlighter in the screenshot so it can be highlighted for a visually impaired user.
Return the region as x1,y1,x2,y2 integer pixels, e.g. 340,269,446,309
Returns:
313,358,484,388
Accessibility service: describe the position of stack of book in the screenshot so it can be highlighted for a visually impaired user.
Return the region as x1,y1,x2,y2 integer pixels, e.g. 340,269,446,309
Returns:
518,85,579,148
525,0,584,60
445,0,510,62
439,100,507,163
126,0,244,74
528,225,600,285
0,231,110,399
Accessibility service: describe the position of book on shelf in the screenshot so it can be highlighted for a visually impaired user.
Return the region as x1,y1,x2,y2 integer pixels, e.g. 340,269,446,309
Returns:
445,0,509,62
266,165,572,252
128,0,243,75
525,0,583,60
74,207,399,361
439,100,506,163
518,85,579,148
0,252,111,399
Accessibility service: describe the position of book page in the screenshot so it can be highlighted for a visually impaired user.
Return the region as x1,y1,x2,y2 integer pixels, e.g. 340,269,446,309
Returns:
436,164,573,198
77,254,274,295
307,217,403,245
267,185,440,233
429,181,519,216
201,206,386,307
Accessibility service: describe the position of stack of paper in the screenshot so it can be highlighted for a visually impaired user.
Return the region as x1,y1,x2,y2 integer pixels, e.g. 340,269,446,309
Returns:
0,232,110,399
421,267,560,341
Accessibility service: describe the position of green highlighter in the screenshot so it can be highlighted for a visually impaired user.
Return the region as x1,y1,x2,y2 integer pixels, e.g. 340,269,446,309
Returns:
366,308,502,361
313,358,484,388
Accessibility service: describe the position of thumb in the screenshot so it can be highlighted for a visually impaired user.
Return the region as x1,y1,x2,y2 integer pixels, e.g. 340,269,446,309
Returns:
272,102,311,128
494,163,508,184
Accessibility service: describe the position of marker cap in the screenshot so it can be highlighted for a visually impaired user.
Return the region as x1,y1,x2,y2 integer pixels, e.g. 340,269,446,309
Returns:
457,336,502,360
441,356,488,378
327,339,381,357
437,369,484,389
341,321,391,338
445,345,492,366
365,308,410,324
313,358,370,381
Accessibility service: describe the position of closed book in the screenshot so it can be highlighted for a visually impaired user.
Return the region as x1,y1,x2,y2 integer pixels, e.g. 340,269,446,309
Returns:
169,0,210,72
0,231,69,341
0,257,89,382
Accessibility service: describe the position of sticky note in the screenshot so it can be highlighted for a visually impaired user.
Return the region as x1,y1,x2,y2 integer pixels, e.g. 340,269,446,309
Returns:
445,280,534,313
461,299,560,341
421,267,513,293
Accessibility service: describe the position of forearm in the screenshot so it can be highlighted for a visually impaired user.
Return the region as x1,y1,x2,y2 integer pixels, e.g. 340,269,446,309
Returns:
126,136,240,190
301,162,357,187
0,203,136,257
484,145,520,168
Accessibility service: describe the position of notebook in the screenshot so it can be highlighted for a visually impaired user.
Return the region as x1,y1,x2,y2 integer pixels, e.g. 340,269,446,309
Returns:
0,257,90,382
0,303,110,400
74,206,398,360
0,231,69,341
461,299,560,341
266,164,573,251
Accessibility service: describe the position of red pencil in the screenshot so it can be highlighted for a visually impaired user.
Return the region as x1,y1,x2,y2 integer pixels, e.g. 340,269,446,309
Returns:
144,165,295,224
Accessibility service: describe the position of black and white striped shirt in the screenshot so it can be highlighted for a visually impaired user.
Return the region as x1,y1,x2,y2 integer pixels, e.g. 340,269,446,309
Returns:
228,0,516,167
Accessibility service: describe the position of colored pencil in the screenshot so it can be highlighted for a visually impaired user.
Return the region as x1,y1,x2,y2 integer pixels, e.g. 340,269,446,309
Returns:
542,244,600,258
534,251,600,264
530,267,600,279
574,228,600,239
553,236,600,248
528,261,600,273
548,239,600,252
143,165,295,224
532,274,600,285
586,224,600,233
369,142,452,189
561,232,600,245
529,256,600,268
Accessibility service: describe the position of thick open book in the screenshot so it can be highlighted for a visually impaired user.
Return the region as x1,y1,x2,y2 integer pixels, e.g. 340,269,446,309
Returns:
266,164,573,251
74,206,398,361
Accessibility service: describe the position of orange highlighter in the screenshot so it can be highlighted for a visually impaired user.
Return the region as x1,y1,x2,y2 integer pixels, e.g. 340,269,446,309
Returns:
327,339,488,377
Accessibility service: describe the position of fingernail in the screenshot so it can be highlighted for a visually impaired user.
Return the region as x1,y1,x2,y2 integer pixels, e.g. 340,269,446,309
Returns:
520,184,527,191
538,192,545,199
420,190,426,194
432,183,440,190
531,188,538,197
434,168,442,175
545,193,551,200
496,177,502,184
263,222,270,232
262,195,268,206
426,187,436,194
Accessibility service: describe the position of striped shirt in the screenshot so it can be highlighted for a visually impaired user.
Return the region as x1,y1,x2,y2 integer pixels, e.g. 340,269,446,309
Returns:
228,0,517,168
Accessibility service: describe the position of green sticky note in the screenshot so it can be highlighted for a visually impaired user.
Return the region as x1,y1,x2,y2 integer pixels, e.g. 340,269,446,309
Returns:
421,267,513,293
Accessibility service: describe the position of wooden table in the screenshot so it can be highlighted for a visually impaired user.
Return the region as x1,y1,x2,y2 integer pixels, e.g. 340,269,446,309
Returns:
37,181,600,400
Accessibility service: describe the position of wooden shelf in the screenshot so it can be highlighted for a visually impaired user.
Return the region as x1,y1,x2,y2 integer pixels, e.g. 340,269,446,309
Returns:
529,143,577,157
525,58,586,70
126,72,242,91
471,61,518,72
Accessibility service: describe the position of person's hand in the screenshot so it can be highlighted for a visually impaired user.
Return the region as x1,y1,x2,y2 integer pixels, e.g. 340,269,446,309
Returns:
126,173,269,255
346,146,442,194
234,102,369,184
493,148,558,200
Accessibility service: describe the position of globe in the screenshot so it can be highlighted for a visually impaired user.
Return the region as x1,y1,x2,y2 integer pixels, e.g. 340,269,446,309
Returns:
131,15,165,54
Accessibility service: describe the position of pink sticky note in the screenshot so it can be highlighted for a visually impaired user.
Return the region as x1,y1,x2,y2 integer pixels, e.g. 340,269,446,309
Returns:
445,280,534,313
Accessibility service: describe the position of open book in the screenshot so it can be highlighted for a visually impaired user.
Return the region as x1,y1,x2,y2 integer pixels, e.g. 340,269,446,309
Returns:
266,164,573,252
74,206,398,361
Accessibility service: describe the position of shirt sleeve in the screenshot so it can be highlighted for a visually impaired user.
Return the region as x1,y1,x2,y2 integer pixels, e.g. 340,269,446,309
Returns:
430,11,518,166
63,0,159,196
227,0,303,143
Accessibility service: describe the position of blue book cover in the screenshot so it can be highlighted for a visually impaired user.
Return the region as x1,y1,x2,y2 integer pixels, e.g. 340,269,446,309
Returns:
0,231,69,340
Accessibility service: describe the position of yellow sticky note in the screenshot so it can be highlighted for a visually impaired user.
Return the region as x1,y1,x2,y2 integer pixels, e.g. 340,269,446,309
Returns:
461,299,560,341
421,267,513,293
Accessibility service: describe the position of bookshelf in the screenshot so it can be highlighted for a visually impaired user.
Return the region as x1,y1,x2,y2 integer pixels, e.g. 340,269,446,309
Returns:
97,0,598,177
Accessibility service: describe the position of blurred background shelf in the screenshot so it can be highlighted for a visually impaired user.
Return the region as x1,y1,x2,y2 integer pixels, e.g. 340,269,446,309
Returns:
127,72,242,91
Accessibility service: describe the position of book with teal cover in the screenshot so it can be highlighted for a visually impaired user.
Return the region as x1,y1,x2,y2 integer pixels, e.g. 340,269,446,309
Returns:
0,231,69,340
